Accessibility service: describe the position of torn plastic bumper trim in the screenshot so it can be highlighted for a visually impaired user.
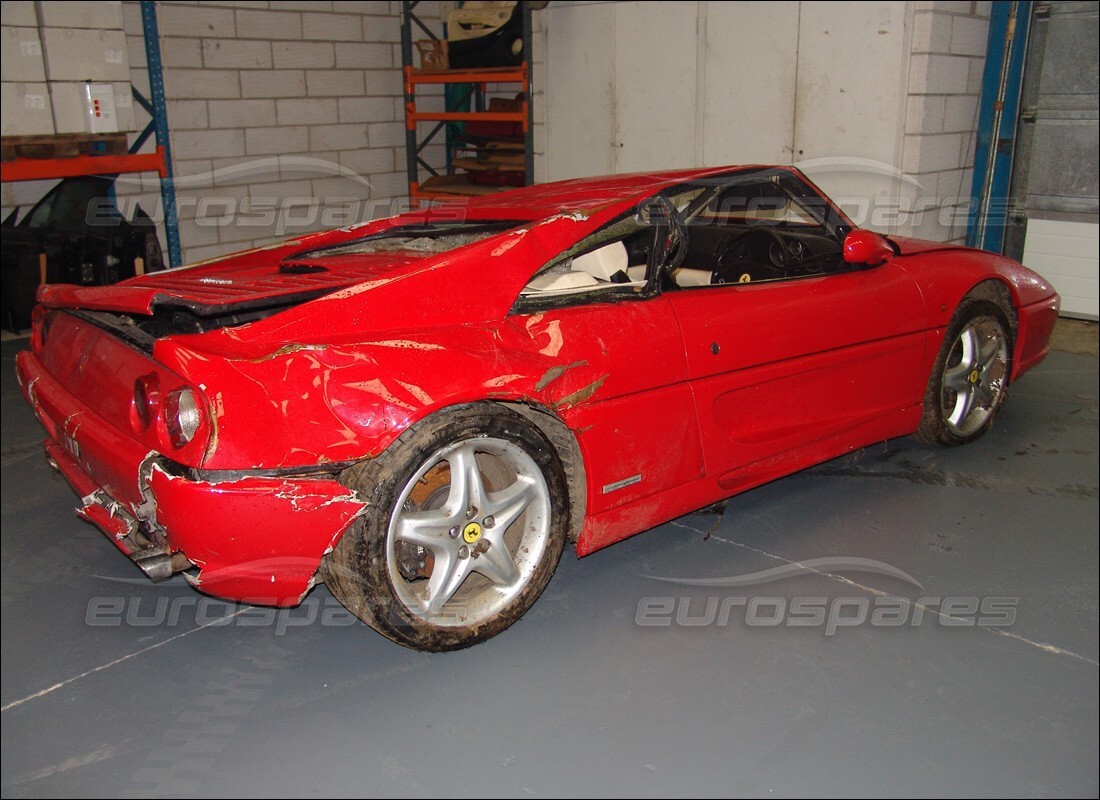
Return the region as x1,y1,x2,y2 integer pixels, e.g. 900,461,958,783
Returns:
45,437,366,607
144,461,365,606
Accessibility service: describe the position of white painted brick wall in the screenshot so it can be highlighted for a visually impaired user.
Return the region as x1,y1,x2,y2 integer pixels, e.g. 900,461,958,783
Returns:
245,125,309,155
166,99,208,129
115,0,449,265
899,3,991,242
310,123,369,151
338,96,394,122
165,68,241,99
172,128,246,160
302,11,362,40
240,69,306,98
304,69,365,96
201,39,273,69
273,41,335,68
160,37,202,68
530,6,547,183
208,99,277,129
277,97,338,125
155,5,236,38
235,9,303,40
334,41,392,68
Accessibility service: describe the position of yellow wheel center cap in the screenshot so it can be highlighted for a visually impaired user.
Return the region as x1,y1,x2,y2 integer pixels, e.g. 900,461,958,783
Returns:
969,369,981,385
462,522,482,544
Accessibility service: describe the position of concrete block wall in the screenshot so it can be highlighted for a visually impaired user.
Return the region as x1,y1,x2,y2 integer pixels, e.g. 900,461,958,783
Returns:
117,0,447,266
899,0,992,242
529,7,546,184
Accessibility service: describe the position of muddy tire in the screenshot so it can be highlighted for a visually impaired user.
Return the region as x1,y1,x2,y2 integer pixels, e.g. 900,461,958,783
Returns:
323,404,569,651
916,300,1012,446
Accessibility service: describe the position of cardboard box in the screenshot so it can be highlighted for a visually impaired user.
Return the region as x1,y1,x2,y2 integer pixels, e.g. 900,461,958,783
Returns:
1,26,46,83
1,82,55,135
49,82,136,134
41,28,129,82
113,83,135,132
0,2,37,27
34,1,124,30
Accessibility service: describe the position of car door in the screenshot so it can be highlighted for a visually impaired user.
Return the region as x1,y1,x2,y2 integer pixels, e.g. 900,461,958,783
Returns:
517,295,706,518
667,262,928,484
511,214,707,520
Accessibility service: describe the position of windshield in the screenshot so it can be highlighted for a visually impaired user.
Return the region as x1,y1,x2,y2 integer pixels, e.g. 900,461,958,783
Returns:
677,169,838,235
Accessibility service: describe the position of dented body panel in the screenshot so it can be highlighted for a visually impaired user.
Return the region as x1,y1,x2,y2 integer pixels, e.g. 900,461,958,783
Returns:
16,165,1060,610
147,467,362,605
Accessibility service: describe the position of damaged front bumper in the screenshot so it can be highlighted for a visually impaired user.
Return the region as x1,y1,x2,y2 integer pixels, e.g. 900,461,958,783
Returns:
17,348,365,607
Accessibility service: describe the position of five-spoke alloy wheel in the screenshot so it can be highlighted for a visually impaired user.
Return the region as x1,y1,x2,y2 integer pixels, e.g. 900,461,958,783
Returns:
324,405,569,651
918,299,1012,446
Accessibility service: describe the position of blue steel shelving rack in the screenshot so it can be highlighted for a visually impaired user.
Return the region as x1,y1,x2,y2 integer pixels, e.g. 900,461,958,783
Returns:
136,0,181,268
0,0,181,269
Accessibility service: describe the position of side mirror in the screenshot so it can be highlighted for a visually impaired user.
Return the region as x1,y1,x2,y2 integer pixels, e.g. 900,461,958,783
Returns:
843,229,894,266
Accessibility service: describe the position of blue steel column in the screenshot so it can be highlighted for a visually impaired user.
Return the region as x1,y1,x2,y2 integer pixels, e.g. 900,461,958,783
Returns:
140,0,182,268
967,1,1032,253
402,2,419,198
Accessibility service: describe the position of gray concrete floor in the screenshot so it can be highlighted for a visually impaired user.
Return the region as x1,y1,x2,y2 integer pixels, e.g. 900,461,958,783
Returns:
2,338,1097,798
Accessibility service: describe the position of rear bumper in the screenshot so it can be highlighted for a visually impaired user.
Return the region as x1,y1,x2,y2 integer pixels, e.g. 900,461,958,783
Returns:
146,463,364,605
1013,293,1060,380
17,348,365,607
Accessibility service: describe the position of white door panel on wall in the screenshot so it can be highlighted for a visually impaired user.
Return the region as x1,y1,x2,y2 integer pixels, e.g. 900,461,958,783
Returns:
701,1,798,166
544,0,910,206
545,2,617,179
1022,219,1100,320
793,2,908,230
614,1,699,172
792,2,907,164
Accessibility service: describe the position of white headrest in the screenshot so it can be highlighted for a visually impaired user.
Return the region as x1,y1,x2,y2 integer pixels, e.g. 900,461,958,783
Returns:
571,241,628,281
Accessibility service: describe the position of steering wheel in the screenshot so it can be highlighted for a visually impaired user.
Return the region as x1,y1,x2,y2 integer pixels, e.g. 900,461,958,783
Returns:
712,227,791,284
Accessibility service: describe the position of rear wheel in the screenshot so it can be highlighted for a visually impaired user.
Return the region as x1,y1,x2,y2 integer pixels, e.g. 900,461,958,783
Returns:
323,405,568,651
917,300,1011,446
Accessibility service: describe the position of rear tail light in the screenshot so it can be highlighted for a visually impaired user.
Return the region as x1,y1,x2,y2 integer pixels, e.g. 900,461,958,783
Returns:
133,377,208,452
131,374,160,433
164,387,202,448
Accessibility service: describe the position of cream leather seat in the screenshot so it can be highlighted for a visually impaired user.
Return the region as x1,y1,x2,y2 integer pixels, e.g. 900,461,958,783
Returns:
571,241,630,282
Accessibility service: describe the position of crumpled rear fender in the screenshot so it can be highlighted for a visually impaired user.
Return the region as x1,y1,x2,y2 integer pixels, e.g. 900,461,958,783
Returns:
147,463,364,606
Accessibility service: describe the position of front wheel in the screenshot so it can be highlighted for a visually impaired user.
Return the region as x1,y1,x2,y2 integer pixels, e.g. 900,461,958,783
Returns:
323,405,569,651
917,300,1012,446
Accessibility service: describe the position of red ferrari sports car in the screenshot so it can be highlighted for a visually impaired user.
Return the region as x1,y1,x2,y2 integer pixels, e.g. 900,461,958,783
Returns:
16,166,1059,650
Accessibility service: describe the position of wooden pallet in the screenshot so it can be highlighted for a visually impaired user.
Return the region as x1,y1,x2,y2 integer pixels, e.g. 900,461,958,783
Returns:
1,133,129,162
452,156,526,172
418,174,506,197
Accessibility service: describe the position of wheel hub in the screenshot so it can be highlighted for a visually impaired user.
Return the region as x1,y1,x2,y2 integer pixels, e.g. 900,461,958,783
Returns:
940,315,1009,438
462,521,482,544
387,438,553,624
